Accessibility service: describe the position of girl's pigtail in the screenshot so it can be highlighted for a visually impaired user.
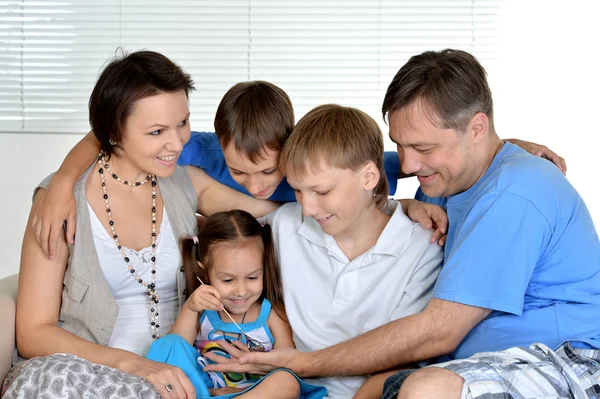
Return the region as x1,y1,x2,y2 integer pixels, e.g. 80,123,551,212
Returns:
261,223,287,322
180,236,206,300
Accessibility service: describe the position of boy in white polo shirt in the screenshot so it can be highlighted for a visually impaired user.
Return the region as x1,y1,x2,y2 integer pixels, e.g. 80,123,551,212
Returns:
255,104,443,398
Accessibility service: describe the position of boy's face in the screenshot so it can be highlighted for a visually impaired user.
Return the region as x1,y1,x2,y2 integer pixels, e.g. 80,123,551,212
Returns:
287,161,376,239
223,143,284,199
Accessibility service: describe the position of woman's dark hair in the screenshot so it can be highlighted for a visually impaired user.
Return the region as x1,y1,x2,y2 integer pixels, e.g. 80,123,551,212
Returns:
180,210,286,320
89,50,195,158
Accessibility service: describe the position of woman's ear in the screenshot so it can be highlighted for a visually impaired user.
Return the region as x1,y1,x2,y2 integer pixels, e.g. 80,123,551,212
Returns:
196,260,205,270
362,161,380,191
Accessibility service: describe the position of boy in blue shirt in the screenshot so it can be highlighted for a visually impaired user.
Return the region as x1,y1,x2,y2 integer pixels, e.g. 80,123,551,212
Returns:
178,81,403,202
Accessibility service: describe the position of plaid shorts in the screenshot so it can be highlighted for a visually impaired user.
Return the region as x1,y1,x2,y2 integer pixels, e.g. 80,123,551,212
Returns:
382,342,600,399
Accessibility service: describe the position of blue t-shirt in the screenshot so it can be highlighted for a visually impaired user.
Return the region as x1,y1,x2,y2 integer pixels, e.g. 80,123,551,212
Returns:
178,131,401,202
416,143,600,360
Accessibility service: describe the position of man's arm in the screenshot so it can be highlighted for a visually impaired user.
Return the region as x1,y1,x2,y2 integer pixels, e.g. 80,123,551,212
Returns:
293,299,491,377
204,299,490,377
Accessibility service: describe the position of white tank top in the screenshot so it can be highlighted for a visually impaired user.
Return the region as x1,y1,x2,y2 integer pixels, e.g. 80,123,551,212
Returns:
87,203,180,356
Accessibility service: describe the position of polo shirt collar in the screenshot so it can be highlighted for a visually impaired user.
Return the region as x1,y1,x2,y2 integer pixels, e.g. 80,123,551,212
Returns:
296,201,414,257
371,201,414,257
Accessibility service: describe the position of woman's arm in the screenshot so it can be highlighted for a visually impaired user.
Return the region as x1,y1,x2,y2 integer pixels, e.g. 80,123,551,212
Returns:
19,193,196,398
186,166,280,217
32,132,101,259
267,310,295,350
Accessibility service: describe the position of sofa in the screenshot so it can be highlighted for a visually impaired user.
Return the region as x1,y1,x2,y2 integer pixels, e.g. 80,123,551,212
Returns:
0,274,18,384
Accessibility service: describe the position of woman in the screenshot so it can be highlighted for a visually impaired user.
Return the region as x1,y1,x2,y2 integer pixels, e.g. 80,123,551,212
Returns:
3,50,276,399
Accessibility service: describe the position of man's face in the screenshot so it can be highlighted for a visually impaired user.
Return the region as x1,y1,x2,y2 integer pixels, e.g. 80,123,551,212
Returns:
388,102,474,198
222,143,284,199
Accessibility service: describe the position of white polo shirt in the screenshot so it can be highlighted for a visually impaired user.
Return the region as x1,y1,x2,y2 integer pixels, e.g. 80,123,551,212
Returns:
261,201,443,398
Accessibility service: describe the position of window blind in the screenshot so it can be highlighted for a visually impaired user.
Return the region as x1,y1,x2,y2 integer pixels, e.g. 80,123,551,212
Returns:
0,0,501,134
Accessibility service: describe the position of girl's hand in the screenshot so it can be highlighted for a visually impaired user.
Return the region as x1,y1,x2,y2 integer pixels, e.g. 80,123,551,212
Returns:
120,357,195,399
186,284,223,313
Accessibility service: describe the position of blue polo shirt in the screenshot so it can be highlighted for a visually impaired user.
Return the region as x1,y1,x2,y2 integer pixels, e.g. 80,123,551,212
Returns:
178,131,401,202
417,143,600,359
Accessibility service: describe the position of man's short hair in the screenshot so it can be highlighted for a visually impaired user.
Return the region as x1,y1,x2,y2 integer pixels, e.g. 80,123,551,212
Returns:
214,81,294,163
382,49,494,133
280,104,389,209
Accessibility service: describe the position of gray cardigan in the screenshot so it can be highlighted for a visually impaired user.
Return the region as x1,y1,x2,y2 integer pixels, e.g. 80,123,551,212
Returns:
38,164,198,346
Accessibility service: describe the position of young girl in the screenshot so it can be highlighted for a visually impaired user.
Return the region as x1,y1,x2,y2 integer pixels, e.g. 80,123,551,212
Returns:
146,209,326,398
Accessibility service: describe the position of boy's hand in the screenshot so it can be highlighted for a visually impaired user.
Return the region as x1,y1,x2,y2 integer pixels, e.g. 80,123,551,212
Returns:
31,177,77,260
186,284,223,313
400,199,448,246
505,138,567,174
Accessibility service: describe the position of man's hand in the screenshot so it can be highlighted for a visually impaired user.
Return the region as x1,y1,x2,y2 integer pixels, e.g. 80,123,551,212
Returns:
203,340,303,376
506,138,567,174
399,199,448,246
31,177,77,260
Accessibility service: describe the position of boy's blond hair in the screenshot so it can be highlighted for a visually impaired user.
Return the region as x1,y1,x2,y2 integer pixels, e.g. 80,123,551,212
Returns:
280,104,389,209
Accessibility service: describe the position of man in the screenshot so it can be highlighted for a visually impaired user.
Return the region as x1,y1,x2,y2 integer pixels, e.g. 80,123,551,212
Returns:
205,49,600,399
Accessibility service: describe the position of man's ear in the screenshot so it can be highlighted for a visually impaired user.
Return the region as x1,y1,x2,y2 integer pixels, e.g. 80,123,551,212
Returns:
362,161,380,191
469,112,490,144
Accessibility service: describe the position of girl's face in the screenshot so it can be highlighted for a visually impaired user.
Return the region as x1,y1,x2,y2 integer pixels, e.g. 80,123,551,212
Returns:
208,240,264,315
117,90,191,178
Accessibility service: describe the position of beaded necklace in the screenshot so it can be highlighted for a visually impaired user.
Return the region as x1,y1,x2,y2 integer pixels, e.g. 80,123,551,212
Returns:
97,153,161,340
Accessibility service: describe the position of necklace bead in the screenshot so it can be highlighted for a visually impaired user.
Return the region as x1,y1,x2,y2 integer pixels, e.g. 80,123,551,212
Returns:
100,154,151,187
97,153,161,340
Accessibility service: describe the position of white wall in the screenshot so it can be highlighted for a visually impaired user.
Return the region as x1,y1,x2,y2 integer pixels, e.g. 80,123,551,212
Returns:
0,134,85,278
1,1,599,279
492,0,600,234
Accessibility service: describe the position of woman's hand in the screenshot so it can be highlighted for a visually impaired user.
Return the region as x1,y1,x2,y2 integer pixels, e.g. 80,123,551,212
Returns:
399,199,448,246
120,357,196,399
186,284,223,313
31,176,78,260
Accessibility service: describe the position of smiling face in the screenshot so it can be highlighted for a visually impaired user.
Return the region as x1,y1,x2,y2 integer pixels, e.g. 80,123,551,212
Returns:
114,90,191,178
222,143,284,199
208,240,264,316
389,101,478,198
286,161,378,239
